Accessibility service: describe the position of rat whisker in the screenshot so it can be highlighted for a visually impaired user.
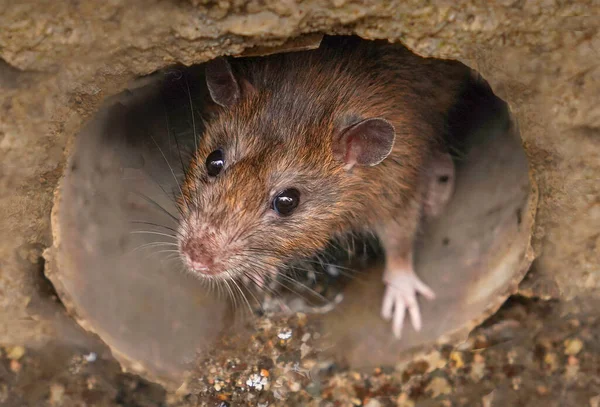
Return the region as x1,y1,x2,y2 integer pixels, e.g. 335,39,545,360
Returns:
301,259,364,278
133,248,175,263
130,230,178,240
271,277,324,309
244,273,279,303
209,278,216,299
130,220,179,233
154,249,181,255
235,273,264,311
129,241,179,253
216,279,225,302
232,258,286,298
230,274,254,314
126,244,179,259
214,280,226,303
222,278,237,310
161,96,188,193
184,74,198,153
124,164,183,217
131,191,179,222
147,132,187,213
244,276,291,314
159,255,181,265
276,272,329,305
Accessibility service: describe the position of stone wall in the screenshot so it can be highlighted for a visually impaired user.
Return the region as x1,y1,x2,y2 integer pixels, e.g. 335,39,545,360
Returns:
1,0,598,350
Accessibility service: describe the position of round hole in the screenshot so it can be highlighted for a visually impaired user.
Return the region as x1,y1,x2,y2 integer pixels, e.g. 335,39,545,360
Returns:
46,37,536,385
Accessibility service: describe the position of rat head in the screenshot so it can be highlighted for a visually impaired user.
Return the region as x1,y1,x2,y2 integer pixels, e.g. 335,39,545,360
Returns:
177,56,396,282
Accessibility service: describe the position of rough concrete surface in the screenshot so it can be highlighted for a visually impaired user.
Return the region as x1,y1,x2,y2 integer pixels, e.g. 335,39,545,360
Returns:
0,0,599,405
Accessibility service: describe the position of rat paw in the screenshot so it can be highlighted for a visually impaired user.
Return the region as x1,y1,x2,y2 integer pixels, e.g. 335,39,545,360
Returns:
381,273,435,339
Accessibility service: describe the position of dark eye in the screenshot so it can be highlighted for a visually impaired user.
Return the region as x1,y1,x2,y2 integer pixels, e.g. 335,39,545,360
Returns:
272,188,301,216
205,149,224,177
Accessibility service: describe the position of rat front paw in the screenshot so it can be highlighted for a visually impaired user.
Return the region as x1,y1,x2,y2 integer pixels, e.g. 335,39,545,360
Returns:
381,272,436,339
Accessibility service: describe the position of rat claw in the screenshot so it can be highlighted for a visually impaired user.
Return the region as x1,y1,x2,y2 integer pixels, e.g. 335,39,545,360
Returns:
415,279,436,300
393,298,406,338
408,297,422,332
382,285,394,321
382,272,435,338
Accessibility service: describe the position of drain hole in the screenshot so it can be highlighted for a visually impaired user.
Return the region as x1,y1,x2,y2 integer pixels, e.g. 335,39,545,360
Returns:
50,34,534,382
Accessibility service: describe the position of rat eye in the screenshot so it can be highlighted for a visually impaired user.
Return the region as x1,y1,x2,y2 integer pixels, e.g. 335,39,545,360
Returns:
272,188,301,216
205,149,224,177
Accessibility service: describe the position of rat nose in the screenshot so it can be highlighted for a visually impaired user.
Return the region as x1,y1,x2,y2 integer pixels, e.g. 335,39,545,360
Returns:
182,238,216,273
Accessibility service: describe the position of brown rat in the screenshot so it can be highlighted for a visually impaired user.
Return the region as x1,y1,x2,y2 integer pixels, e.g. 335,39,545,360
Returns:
176,35,468,338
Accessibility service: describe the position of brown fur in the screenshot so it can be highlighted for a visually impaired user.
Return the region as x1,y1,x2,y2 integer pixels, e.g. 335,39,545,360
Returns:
177,35,472,280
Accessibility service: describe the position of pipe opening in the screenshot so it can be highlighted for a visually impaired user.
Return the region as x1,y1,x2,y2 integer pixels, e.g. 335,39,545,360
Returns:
48,35,535,386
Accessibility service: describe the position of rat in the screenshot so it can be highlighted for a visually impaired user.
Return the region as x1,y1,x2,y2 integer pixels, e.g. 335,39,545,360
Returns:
176,35,469,338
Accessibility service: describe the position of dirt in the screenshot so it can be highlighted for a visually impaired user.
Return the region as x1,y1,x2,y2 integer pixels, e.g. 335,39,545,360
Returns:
2,296,599,406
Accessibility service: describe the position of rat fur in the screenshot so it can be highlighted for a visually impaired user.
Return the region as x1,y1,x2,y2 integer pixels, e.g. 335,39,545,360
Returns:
177,35,475,338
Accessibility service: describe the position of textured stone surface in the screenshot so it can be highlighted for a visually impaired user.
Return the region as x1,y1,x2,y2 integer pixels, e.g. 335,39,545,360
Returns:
0,0,598,372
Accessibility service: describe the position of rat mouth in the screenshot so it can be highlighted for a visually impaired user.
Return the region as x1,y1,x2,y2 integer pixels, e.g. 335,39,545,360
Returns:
177,221,255,280
179,245,241,280
181,254,225,277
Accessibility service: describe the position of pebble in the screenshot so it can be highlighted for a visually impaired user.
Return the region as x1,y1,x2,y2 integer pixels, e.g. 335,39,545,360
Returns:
450,351,464,369
564,338,584,355
49,383,65,406
246,373,269,391
564,356,580,381
536,385,549,395
84,352,97,362
10,360,21,373
481,391,495,407
470,353,486,382
300,343,311,359
365,399,382,407
277,328,292,340
86,377,97,390
7,346,25,361
396,393,415,407
544,352,559,373
426,377,452,397
423,350,447,371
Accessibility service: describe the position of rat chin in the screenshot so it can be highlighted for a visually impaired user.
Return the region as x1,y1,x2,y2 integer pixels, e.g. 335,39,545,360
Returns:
181,258,232,280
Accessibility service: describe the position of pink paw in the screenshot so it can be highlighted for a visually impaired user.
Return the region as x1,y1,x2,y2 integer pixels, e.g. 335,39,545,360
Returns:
381,272,436,338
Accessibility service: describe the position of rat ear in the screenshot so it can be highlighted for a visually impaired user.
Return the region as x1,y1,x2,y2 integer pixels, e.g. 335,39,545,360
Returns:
205,57,241,108
333,118,396,168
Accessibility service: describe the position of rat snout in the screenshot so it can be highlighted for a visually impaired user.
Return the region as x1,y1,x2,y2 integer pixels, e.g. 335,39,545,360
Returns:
181,236,219,275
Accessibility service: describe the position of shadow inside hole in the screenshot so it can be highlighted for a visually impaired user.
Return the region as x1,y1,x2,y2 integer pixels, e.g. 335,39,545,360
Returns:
51,45,533,385
314,83,532,367
54,67,233,385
